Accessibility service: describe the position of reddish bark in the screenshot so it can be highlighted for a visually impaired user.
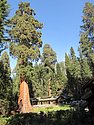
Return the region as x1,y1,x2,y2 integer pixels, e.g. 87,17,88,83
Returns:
18,80,32,113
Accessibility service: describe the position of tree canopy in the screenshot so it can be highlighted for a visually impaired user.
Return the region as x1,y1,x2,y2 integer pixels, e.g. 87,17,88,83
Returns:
80,2,94,74
9,2,43,79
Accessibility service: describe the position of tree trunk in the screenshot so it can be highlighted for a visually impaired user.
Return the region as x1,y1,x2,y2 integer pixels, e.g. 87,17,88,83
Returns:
48,78,51,97
18,80,32,113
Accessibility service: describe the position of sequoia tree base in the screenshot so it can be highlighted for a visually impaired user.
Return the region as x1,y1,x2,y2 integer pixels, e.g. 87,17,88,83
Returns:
18,81,32,113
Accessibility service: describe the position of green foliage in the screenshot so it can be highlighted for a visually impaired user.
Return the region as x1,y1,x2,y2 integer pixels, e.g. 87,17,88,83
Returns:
78,47,92,82
1,51,11,76
8,2,43,101
23,44,67,98
80,2,94,73
0,116,10,125
0,99,10,115
2,110,93,125
56,62,67,86
65,48,81,99
42,44,57,70
0,51,12,100
31,64,48,97
0,0,9,56
42,44,57,96
9,2,43,78
0,0,9,42
52,62,67,96
26,44,58,98
0,52,13,115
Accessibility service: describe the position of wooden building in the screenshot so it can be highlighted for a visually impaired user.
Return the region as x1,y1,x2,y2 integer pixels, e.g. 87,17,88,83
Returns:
31,96,65,106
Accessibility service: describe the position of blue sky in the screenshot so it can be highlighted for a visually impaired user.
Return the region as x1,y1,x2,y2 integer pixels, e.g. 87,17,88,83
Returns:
7,0,94,69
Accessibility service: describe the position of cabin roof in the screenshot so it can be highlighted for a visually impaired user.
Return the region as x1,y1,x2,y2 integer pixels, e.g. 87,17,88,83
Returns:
31,95,66,102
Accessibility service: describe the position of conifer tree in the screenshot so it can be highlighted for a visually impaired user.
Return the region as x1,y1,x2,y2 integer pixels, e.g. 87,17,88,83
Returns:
9,2,43,113
78,47,92,83
43,44,57,70
55,62,67,96
9,2,43,75
0,51,11,99
80,2,94,74
31,64,48,97
0,0,9,54
65,48,81,99
0,51,12,114
42,44,57,96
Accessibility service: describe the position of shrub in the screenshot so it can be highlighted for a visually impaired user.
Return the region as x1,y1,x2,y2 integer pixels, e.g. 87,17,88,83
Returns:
6,110,94,125
0,116,10,125
0,99,9,116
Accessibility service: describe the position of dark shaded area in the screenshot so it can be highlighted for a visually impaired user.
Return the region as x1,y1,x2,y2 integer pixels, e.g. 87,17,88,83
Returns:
6,110,94,125
82,78,94,115
28,80,35,98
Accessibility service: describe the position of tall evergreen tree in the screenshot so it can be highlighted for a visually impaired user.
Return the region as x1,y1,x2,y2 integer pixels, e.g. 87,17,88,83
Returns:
0,0,9,53
0,51,12,114
80,2,94,74
31,64,48,97
55,62,67,96
9,2,43,78
65,48,81,99
0,51,11,99
78,47,92,83
42,44,57,97
65,53,72,96
9,2,43,113
43,44,57,70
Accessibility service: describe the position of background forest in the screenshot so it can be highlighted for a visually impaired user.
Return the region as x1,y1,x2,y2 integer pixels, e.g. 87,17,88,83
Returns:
0,0,94,116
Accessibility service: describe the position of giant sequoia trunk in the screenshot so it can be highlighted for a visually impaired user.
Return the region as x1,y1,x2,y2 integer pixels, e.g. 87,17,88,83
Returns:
18,80,32,113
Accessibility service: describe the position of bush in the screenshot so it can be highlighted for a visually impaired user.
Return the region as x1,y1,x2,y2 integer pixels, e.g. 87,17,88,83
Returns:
0,99,9,116
0,116,10,125
6,110,94,125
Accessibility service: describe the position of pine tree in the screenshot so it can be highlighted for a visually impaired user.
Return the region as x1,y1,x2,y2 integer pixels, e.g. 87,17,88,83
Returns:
31,64,48,97
80,2,94,74
0,0,9,54
0,51,11,99
55,62,67,96
0,51,12,114
65,48,81,99
65,53,72,96
43,44,57,70
78,47,92,83
42,44,57,97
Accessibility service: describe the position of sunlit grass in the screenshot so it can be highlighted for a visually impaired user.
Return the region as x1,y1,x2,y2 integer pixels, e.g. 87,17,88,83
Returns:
0,117,11,125
32,105,72,113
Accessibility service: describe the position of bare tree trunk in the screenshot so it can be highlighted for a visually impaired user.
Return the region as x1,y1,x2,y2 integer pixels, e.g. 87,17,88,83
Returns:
18,80,32,113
